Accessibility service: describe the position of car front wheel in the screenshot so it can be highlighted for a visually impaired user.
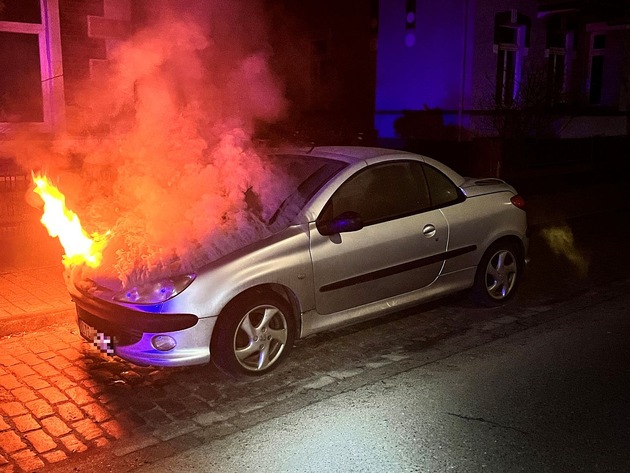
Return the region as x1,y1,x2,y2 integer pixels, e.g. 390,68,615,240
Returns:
472,241,523,306
211,291,295,377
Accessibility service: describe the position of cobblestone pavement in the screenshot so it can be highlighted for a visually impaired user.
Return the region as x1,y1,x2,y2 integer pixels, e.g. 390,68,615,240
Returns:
0,297,526,472
0,219,74,337
3,275,628,473
0,265,73,339
0,266,71,319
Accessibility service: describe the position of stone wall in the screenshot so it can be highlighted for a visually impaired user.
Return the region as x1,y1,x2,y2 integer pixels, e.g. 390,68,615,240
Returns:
58,0,131,132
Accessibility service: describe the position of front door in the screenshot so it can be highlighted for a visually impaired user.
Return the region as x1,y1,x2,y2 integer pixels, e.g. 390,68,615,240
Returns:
310,161,448,315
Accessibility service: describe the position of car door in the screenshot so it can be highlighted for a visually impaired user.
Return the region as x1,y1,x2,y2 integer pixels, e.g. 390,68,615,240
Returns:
309,160,448,315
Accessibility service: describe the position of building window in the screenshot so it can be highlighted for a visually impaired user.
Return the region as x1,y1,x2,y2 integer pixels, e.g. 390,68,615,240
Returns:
495,26,517,106
494,11,530,107
544,15,575,105
588,33,606,104
0,0,64,132
0,30,43,122
547,52,565,100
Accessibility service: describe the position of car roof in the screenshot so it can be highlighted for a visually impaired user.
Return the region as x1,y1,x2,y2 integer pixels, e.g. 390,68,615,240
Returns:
305,146,418,164
270,145,465,187
305,146,465,185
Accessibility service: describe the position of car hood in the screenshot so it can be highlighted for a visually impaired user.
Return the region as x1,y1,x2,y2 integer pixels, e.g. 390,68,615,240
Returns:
69,223,307,308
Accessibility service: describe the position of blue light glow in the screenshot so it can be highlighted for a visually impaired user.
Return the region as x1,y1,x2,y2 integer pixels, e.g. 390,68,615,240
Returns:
375,0,472,139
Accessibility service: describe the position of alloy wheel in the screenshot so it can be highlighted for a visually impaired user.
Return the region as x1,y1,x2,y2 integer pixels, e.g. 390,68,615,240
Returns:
485,249,518,300
233,304,289,372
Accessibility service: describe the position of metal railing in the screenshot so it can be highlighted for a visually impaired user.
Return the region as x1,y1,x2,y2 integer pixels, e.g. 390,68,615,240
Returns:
0,158,32,228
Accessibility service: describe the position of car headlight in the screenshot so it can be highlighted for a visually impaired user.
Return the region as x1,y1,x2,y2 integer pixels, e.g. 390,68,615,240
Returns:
114,274,196,304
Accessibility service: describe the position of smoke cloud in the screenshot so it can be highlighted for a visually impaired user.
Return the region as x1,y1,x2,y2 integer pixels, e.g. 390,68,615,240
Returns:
12,0,295,287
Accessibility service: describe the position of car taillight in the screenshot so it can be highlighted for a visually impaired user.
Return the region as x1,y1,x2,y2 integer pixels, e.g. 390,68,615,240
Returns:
511,194,526,210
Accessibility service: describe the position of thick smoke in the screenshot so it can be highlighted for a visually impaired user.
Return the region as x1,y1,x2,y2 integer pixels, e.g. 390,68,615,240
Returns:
31,1,293,286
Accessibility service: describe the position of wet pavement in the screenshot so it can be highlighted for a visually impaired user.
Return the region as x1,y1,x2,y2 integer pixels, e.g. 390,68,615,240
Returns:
0,172,628,472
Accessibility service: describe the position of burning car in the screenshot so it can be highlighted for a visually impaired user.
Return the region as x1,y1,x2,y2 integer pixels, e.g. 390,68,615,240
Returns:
66,146,528,377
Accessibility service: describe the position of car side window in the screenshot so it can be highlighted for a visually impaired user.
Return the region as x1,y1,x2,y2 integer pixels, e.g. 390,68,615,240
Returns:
318,161,431,226
422,164,462,208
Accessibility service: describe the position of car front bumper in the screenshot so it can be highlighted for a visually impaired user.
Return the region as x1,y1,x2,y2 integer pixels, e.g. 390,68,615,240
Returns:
72,287,215,367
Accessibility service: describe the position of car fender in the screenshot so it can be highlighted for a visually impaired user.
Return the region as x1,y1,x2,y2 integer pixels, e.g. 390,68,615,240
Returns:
161,224,315,320
439,191,528,275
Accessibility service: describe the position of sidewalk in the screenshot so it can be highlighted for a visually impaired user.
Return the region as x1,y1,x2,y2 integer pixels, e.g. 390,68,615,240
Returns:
0,222,74,338
0,266,74,338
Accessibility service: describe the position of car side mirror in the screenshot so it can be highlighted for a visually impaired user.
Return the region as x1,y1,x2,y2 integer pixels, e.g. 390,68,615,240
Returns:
317,211,364,236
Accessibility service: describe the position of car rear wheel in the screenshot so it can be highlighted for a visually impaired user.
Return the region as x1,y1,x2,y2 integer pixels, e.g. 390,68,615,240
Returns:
211,291,295,377
471,241,523,306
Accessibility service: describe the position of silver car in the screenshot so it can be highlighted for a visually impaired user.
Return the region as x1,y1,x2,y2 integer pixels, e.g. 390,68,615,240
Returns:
70,146,528,377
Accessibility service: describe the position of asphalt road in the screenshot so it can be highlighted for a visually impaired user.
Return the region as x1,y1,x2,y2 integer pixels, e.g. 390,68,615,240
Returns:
130,287,630,473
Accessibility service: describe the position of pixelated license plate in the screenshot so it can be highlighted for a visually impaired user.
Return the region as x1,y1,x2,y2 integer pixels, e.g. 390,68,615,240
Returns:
78,319,115,355
78,319,96,340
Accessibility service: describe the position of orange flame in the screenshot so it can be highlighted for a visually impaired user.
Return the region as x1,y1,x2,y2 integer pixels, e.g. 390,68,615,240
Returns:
32,174,108,268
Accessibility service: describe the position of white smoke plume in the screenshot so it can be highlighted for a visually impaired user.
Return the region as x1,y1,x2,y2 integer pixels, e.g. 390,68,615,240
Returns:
23,1,293,286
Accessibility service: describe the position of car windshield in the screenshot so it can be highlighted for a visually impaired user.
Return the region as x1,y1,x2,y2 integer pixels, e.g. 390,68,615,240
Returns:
262,153,347,229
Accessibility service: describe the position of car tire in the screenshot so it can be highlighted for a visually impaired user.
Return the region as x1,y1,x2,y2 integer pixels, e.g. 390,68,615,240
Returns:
471,241,523,306
211,291,296,377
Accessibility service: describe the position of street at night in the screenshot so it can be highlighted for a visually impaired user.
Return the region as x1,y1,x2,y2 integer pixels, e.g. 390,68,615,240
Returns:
129,285,630,473
2,1,630,472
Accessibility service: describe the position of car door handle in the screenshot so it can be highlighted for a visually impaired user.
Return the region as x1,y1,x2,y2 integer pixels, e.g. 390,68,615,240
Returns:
422,224,436,238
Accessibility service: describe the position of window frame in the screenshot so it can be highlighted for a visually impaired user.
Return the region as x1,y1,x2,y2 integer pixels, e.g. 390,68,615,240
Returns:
587,32,606,105
547,50,566,99
493,10,530,107
0,0,65,133
496,43,518,106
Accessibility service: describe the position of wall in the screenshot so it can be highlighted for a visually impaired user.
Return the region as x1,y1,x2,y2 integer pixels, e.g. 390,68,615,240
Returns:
59,0,131,133
266,0,377,143
375,0,630,141
374,0,474,139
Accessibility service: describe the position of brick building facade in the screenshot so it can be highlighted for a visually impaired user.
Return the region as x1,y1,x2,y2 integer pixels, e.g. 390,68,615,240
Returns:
0,0,132,135
0,0,132,224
